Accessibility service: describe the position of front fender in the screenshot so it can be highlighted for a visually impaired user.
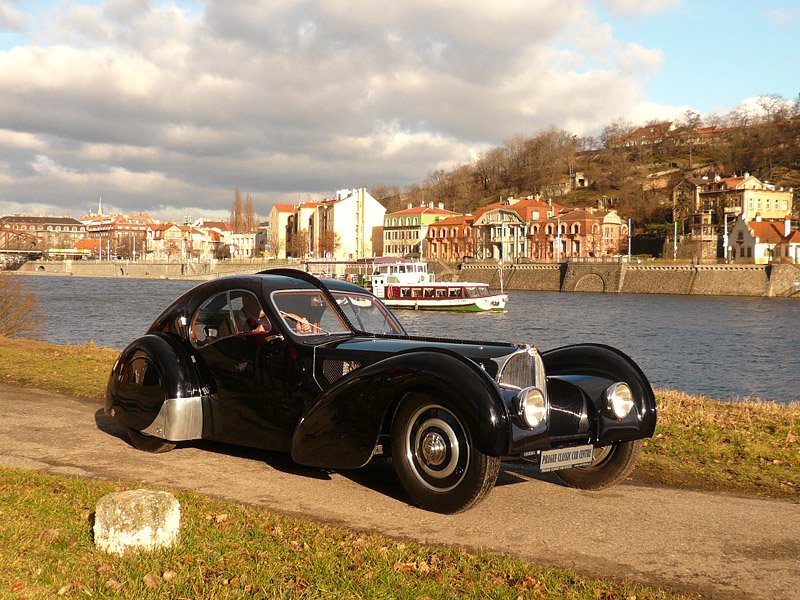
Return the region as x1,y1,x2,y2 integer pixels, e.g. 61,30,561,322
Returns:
541,343,657,444
105,333,205,439
291,350,509,469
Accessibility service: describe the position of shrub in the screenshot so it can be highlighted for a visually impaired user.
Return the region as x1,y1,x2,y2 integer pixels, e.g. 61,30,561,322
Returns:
0,272,42,338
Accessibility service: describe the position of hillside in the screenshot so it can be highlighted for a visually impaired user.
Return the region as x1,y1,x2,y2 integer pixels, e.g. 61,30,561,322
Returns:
371,107,800,228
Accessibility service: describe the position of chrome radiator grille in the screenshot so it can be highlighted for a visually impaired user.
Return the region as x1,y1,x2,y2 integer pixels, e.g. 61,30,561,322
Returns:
496,348,545,390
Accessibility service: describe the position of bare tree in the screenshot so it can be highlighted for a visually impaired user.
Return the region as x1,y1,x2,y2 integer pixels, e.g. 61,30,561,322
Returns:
230,187,244,233
0,273,42,339
287,230,309,258
318,230,341,257
244,193,258,232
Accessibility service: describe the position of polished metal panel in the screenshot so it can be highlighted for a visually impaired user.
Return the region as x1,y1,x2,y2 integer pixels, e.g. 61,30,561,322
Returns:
141,395,203,441
497,347,547,406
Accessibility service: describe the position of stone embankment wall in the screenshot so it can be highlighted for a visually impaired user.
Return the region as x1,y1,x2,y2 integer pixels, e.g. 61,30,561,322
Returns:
460,262,800,297
16,258,800,298
17,259,294,280
460,264,562,291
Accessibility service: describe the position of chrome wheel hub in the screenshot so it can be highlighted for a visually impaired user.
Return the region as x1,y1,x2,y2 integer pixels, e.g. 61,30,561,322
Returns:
403,403,470,492
421,431,447,466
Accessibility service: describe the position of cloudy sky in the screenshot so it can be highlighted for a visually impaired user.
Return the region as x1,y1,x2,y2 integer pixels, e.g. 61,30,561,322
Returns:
0,0,798,221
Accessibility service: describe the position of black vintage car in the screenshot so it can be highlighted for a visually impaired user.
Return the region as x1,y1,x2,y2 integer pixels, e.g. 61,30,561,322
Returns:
105,269,656,513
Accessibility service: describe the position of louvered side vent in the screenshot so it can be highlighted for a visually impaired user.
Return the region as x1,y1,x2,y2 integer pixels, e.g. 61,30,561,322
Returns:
322,360,361,384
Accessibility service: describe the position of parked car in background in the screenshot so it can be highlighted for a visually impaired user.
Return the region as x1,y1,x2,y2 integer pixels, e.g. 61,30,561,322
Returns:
106,269,657,513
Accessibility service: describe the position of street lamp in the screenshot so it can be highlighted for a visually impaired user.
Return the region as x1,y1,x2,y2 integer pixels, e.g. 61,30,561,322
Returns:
555,218,562,262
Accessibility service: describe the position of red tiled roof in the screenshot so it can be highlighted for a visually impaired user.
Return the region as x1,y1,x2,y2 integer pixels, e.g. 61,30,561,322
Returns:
473,198,565,222
556,209,594,221
784,230,800,244
747,221,785,244
390,206,457,216
429,214,473,227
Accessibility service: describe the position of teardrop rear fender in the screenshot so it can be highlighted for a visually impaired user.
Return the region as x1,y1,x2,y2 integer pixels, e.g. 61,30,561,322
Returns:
104,333,205,439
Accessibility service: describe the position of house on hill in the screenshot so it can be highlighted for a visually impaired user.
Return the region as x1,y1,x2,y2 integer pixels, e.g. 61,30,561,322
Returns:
672,173,794,260
729,216,800,264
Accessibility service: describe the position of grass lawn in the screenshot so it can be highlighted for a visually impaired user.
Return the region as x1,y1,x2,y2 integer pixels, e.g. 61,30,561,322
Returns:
0,467,688,599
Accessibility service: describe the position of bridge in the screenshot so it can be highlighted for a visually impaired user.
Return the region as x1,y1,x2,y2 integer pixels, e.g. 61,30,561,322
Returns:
0,228,42,250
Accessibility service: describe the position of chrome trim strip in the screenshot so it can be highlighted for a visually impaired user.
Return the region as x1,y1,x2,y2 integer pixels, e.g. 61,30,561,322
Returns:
141,395,203,441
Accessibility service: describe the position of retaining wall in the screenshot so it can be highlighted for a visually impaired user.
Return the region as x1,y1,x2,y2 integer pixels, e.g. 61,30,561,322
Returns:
620,265,695,295
16,259,295,280
461,261,800,297
16,259,800,298
460,264,561,291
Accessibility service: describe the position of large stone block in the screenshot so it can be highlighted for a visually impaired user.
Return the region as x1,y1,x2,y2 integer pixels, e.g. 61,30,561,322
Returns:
94,489,181,555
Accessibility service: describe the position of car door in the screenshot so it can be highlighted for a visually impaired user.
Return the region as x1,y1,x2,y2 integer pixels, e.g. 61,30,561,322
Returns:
190,289,298,451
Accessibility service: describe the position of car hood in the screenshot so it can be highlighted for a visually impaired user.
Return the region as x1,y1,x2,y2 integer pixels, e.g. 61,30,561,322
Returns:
318,335,524,379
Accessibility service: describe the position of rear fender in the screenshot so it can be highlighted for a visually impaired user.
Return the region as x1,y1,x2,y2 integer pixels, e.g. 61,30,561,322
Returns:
291,350,509,469
105,333,206,441
541,344,657,444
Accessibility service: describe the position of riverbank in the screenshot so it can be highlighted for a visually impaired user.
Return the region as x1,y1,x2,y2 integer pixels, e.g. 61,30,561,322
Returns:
459,261,800,297
13,258,800,297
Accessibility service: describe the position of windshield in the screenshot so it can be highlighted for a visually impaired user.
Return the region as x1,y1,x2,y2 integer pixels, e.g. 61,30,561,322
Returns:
332,291,405,335
271,289,405,337
272,290,350,336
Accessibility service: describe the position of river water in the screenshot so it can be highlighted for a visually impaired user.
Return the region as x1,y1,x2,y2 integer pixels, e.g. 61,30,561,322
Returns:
19,275,800,404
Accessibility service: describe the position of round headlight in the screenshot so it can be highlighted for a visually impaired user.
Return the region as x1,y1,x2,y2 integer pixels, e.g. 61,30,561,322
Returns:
606,382,635,419
518,387,546,428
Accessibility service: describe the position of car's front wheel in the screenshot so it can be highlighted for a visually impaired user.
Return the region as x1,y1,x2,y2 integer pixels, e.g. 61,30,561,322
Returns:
126,427,176,454
391,393,499,513
556,439,642,490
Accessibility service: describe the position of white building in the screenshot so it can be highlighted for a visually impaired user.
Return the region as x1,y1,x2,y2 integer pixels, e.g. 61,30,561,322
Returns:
313,188,386,259
729,216,799,264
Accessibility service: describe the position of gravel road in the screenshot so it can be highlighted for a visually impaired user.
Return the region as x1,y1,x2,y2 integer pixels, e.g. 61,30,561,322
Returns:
1,383,798,599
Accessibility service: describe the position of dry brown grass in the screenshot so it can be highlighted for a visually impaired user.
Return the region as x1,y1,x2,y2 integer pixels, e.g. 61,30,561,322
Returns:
639,389,800,498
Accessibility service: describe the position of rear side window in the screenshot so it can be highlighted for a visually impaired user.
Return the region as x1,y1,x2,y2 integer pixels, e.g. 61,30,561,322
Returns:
191,290,270,347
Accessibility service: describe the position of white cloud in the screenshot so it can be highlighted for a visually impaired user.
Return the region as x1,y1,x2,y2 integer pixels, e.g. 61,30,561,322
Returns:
764,8,800,27
0,1,30,31
0,0,692,218
603,0,682,16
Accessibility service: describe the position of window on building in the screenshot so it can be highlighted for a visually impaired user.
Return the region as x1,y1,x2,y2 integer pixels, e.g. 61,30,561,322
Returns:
766,199,771,210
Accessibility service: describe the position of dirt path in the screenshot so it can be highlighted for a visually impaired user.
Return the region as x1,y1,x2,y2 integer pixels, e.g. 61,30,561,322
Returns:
1,384,798,599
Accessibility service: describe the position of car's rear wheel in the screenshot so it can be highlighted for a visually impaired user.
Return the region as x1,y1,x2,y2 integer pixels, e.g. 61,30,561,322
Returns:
556,439,642,490
126,427,176,454
391,392,499,513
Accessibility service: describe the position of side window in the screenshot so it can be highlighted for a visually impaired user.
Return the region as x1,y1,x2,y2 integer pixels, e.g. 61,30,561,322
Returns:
192,292,236,347
192,290,272,347
229,290,271,334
